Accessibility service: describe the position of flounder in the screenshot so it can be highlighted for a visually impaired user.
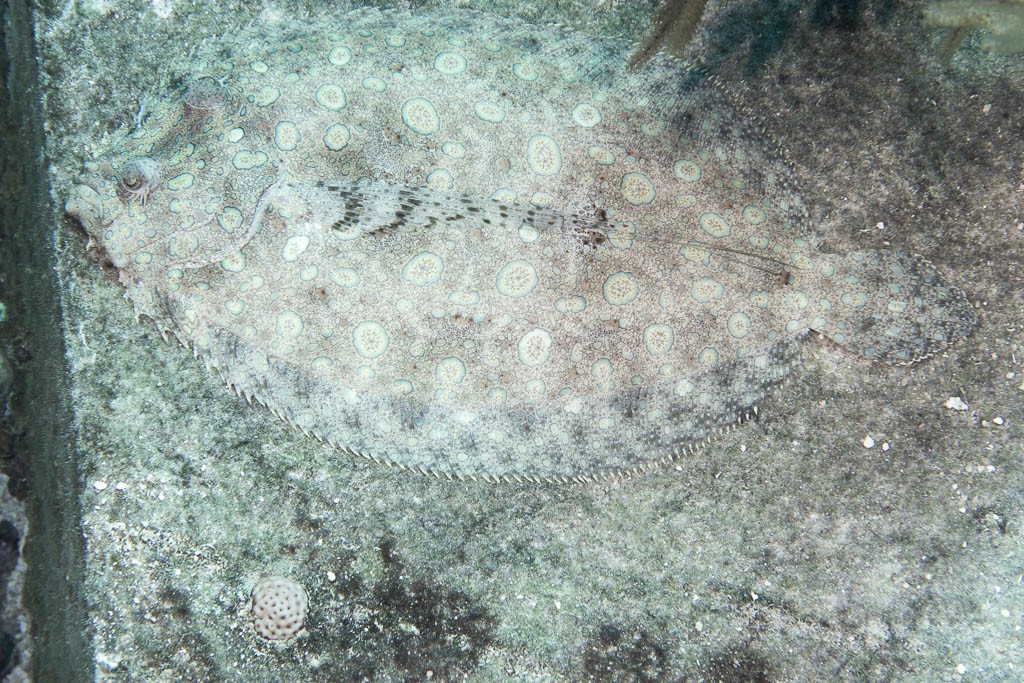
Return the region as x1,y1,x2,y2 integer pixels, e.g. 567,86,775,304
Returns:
65,8,977,482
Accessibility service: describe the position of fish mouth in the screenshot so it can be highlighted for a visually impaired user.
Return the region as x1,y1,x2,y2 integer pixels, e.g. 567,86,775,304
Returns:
65,163,122,235
65,181,108,232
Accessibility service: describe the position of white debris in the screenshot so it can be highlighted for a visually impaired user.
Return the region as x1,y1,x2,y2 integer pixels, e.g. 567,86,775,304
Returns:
945,396,969,411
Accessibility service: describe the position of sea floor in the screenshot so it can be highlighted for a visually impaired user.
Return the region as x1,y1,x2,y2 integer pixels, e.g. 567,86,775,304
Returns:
30,0,1023,680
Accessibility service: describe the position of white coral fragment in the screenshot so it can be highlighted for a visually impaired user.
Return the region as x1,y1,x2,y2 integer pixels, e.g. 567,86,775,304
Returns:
251,576,308,641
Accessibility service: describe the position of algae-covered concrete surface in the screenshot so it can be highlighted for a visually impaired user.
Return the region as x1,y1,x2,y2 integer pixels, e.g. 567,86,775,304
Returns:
34,0,1021,680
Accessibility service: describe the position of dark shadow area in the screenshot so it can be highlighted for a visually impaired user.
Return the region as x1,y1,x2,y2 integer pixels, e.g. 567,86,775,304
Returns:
1,0,92,680
703,0,900,76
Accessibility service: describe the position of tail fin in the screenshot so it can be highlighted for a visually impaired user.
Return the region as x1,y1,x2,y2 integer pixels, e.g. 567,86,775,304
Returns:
817,249,977,366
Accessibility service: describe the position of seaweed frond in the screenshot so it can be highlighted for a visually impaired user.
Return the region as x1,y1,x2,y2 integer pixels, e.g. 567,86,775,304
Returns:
627,0,709,70
924,0,1024,57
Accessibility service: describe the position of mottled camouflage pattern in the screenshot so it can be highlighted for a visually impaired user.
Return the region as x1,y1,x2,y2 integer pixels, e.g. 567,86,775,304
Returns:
66,8,976,481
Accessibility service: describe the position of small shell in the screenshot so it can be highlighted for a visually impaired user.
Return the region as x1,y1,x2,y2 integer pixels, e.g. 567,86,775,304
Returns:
117,157,162,205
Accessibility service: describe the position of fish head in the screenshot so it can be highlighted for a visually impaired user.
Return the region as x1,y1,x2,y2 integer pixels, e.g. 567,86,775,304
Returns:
65,77,275,272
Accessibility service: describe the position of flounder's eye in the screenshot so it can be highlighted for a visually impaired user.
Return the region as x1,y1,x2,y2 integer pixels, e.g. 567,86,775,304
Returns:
184,76,231,120
117,157,162,205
